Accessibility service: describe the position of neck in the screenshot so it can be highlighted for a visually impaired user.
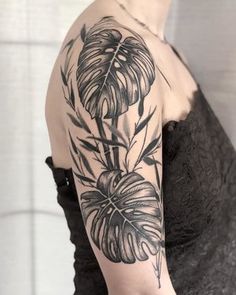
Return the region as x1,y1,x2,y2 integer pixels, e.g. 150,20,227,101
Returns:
115,0,172,40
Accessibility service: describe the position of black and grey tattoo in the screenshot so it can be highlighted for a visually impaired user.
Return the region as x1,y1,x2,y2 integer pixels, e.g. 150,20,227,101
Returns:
60,16,165,288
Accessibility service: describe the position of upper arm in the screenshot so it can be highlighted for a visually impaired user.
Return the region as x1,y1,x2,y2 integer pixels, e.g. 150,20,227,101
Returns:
60,16,175,295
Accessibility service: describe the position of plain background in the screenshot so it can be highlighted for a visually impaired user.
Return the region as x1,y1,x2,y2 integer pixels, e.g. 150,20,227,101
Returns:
0,1,235,294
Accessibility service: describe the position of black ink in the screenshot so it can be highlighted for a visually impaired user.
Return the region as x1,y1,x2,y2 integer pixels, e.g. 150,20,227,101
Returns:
76,16,155,119
139,136,161,162
67,112,83,128
134,106,157,136
78,138,100,153
81,169,163,264
60,16,165,289
80,24,87,42
76,107,92,134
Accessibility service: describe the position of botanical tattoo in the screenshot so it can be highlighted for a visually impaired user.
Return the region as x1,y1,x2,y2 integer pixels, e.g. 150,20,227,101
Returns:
60,16,165,288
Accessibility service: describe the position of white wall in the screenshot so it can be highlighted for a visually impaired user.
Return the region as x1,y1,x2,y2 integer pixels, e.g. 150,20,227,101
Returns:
0,1,235,295
171,0,236,144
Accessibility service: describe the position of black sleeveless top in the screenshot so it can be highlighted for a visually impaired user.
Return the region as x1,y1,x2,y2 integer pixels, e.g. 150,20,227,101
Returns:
45,45,236,295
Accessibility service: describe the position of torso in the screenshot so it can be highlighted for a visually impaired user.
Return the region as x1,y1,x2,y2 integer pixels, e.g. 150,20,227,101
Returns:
45,0,199,169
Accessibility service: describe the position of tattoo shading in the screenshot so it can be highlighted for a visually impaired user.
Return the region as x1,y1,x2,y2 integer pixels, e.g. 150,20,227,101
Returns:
61,16,165,288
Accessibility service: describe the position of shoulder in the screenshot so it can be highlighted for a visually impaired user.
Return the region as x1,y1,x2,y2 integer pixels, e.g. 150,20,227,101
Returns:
60,13,167,116
79,16,164,113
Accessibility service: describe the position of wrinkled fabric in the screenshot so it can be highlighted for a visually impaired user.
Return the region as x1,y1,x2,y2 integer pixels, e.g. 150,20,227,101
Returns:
162,86,236,295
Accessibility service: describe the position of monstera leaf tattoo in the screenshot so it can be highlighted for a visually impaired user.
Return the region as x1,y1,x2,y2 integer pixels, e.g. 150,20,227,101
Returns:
81,169,162,263
76,17,155,119
60,16,165,288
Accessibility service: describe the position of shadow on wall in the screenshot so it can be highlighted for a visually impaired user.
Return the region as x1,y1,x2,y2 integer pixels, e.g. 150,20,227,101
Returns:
167,0,236,146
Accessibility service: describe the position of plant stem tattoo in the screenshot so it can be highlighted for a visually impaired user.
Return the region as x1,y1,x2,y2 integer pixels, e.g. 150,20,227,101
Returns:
60,16,166,289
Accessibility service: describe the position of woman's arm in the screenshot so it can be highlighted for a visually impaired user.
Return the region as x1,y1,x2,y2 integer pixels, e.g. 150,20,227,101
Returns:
61,16,176,295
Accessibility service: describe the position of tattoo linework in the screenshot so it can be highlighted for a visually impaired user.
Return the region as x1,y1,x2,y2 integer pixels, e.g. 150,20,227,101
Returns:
61,16,166,288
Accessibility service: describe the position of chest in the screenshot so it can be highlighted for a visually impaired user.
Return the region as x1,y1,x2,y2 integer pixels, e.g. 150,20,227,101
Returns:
146,41,199,126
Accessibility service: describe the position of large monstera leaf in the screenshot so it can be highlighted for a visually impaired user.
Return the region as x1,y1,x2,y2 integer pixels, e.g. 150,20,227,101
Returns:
81,169,162,263
76,16,156,119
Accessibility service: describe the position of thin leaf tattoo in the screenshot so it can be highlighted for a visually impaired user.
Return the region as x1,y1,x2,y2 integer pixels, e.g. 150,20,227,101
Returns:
60,16,167,289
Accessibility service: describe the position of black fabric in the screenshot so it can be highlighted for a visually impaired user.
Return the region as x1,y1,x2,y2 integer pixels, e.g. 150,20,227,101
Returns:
45,46,236,294
162,86,236,294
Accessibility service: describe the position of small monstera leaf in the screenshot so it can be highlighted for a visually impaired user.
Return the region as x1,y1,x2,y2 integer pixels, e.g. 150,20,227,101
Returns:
76,16,155,119
81,169,162,263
